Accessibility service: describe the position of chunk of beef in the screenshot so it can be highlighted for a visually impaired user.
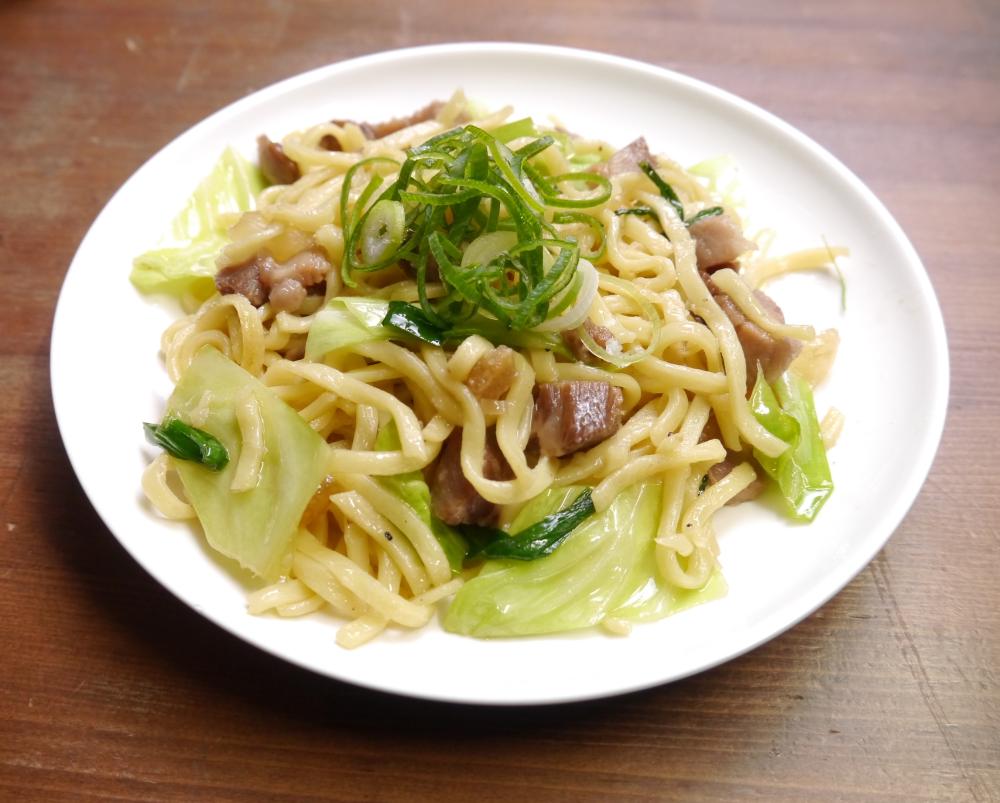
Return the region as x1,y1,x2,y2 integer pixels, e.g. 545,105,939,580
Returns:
466,346,516,399
592,136,653,177
533,381,624,457
698,265,730,292
430,430,512,526
713,290,800,390
300,475,337,527
708,458,767,505
563,319,620,364
399,253,440,283
257,135,301,186
319,119,377,151
215,248,330,313
688,213,756,270
259,248,330,313
317,101,451,150
699,266,800,391
367,100,445,140
215,257,267,306
319,134,341,151
698,414,766,506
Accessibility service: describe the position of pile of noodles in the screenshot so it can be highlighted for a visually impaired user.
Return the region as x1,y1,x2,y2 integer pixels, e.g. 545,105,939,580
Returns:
143,92,842,647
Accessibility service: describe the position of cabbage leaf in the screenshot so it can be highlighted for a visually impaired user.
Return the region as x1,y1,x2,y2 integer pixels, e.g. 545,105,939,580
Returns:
165,347,328,581
444,482,726,637
130,148,264,299
751,372,834,521
304,297,393,360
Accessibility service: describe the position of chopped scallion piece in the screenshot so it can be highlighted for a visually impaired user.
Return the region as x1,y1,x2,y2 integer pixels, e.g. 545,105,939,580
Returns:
359,199,405,266
340,123,610,341
460,489,596,561
640,161,686,221
687,206,725,225
143,418,229,471
614,206,657,218
382,300,445,346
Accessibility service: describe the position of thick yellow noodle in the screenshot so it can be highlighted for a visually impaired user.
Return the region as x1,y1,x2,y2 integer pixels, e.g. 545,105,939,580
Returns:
146,93,839,647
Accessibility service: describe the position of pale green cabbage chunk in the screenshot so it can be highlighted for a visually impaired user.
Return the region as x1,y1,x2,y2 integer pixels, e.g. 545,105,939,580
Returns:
166,347,328,581
444,482,726,637
130,148,264,299
304,297,393,360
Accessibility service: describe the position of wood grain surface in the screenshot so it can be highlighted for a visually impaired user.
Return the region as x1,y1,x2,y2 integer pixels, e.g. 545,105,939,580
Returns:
1,1,998,800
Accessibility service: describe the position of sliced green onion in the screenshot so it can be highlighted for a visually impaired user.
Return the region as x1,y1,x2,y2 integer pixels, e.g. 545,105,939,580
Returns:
382,300,445,346
533,258,598,333
492,117,539,142
640,161,685,221
576,274,662,367
615,206,657,218
461,489,595,561
461,230,519,268
144,418,229,471
398,187,482,206
359,199,405,267
687,206,725,226
552,211,606,261
337,123,613,338
513,136,556,162
381,300,568,354
473,127,549,214
339,156,401,286
539,172,612,209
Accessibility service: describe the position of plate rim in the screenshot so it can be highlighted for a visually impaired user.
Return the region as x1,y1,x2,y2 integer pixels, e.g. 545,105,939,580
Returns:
50,42,950,705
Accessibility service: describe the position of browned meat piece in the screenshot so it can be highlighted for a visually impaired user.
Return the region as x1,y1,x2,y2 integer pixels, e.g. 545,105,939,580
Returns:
215,257,267,306
430,430,513,526
688,213,756,270
698,267,799,390
300,475,337,527
591,137,653,177
466,346,516,399
319,119,376,151
257,135,301,186
698,414,765,505
215,249,330,313
533,381,624,457
399,253,440,283
563,319,620,364
713,290,801,390
698,411,723,445
319,134,341,151
708,458,766,505
699,264,735,291
259,248,330,313
367,100,445,140
318,102,451,150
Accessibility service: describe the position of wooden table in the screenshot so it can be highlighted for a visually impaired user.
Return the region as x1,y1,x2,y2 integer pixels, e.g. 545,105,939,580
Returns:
2,1,997,800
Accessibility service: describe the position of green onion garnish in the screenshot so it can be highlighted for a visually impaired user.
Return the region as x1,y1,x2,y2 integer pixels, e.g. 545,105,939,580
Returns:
382,301,446,346
144,418,229,471
460,489,596,561
640,162,728,229
640,161,686,221
359,199,405,266
687,206,725,226
614,206,657,218
381,300,569,355
341,123,610,337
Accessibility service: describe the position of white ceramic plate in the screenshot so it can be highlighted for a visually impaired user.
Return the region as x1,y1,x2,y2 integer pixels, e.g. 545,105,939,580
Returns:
51,43,948,705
